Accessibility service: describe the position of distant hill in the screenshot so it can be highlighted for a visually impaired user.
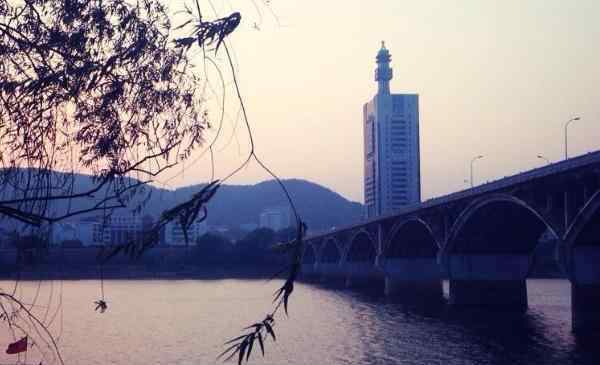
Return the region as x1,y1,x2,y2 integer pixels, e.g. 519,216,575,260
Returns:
0,171,363,232
178,179,363,231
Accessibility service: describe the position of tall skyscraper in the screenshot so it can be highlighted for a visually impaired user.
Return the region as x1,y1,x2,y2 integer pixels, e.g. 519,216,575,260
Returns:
363,42,421,218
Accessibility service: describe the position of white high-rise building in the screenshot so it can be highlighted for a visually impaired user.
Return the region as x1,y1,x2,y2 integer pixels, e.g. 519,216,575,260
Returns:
363,42,421,218
165,220,208,246
259,207,291,231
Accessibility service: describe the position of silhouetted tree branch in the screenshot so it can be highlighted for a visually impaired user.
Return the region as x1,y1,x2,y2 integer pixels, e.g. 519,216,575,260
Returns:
0,0,216,362
0,0,304,364
0,0,207,224
169,3,307,363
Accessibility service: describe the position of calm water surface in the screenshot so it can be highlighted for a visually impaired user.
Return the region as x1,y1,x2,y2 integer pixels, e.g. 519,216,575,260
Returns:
1,279,598,364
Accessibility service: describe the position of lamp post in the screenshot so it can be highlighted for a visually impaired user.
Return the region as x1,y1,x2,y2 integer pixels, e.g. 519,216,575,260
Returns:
470,155,484,188
537,155,550,165
564,116,581,160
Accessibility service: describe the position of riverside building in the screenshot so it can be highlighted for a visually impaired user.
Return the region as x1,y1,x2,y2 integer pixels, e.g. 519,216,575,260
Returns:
363,42,421,218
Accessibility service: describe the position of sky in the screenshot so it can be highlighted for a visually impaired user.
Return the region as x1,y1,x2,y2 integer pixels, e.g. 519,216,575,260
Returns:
159,0,600,203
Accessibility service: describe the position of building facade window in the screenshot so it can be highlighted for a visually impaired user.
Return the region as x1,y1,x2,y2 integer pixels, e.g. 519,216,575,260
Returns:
363,44,420,219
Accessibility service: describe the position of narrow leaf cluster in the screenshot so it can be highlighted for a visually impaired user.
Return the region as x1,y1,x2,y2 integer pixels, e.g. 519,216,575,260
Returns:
174,9,241,53
221,221,307,364
218,314,276,365
97,181,220,262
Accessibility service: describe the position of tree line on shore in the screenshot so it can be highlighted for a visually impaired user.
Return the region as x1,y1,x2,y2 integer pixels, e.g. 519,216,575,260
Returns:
1,227,294,272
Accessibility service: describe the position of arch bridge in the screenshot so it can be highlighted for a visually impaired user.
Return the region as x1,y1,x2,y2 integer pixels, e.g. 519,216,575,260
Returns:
303,151,600,333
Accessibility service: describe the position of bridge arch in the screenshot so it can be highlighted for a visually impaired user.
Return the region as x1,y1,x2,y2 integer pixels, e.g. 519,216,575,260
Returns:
384,218,439,259
382,218,443,298
319,237,342,264
441,194,560,309
563,190,600,279
562,190,600,332
564,190,600,247
344,229,377,264
444,193,559,258
302,243,317,265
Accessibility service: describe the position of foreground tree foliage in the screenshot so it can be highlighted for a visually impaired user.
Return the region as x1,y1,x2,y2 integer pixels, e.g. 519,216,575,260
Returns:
0,1,304,364
0,1,213,363
0,0,206,225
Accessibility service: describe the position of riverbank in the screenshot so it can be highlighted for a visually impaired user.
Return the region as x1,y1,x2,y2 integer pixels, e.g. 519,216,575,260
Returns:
0,267,565,281
0,265,289,280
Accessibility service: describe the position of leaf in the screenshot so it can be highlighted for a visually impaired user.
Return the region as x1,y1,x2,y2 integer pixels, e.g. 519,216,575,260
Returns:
243,323,262,330
223,349,241,363
224,334,248,345
203,181,220,200
263,321,276,342
217,343,240,361
238,339,248,365
174,37,196,48
273,279,294,315
174,19,193,30
246,335,254,362
217,337,245,360
268,264,290,282
283,287,292,315
273,287,284,303
102,245,123,263
257,332,264,356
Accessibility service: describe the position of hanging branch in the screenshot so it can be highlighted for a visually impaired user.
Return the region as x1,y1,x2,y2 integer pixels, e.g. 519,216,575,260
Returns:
0,0,208,225
1,0,300,363
218,221,306,364
174,7,241,53
0,0,210,361
170,2,307,363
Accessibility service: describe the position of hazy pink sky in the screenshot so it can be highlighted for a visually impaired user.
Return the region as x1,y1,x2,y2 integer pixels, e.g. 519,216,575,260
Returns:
159,0,600,203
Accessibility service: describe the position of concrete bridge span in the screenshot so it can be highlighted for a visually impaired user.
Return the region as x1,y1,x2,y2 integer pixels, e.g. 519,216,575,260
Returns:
383,218,442,300
302,150,600,333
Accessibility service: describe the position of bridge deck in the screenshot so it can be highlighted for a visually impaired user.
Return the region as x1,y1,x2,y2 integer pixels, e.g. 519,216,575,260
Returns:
308,150,600,240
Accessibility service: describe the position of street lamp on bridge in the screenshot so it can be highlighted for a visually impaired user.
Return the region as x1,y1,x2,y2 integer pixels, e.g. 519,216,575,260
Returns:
537,155,550,165
564,116,581,160
470,155,484,188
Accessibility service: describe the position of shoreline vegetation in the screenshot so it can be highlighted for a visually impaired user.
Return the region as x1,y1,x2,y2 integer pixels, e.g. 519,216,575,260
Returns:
0,253,565,281
0,270,566,281
0,266,284,281
0,230,565,280
0,228,566,280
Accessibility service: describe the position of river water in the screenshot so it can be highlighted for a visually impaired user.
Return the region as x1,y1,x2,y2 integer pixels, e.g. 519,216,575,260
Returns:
0,279,598,364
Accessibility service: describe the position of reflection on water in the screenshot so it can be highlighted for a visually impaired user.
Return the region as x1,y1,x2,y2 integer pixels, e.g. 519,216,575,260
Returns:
311,280,598,365
0,279,597,364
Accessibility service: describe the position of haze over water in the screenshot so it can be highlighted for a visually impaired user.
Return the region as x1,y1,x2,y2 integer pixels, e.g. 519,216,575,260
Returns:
1,279,597,364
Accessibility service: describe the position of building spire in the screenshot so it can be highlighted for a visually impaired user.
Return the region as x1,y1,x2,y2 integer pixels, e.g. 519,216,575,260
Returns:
375,41,392,95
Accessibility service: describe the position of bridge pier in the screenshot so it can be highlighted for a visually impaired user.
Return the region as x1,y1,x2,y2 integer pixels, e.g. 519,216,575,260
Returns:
344,262,382,290
446,254,530,311
300,263,317,281
316,263,346,286
384,258,443,302
449,280,527,310
386,279,443,301
571,246,600,333
572,283,600,333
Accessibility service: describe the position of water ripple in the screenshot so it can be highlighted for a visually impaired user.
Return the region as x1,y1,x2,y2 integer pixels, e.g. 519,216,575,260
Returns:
1,279,598,364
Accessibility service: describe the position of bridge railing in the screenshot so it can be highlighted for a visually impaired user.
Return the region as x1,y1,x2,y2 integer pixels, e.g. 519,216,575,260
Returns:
307,150,600,240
